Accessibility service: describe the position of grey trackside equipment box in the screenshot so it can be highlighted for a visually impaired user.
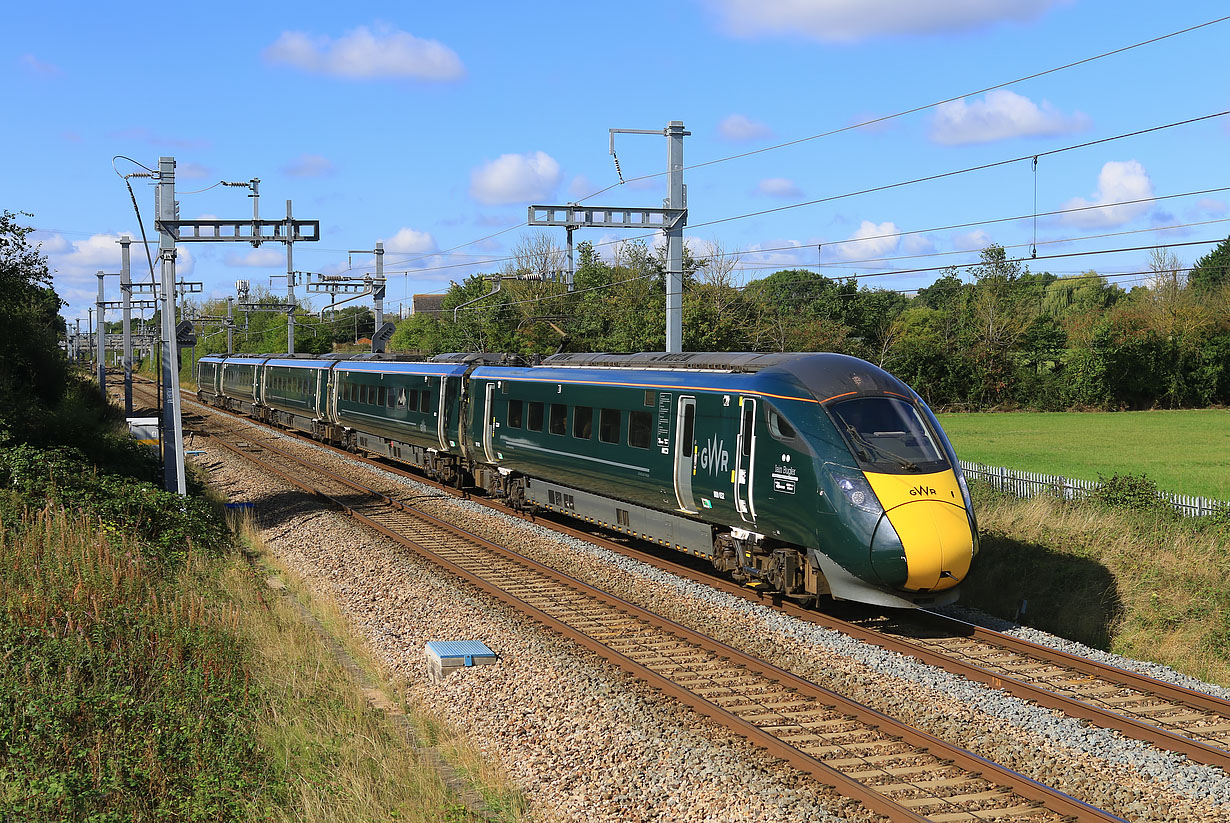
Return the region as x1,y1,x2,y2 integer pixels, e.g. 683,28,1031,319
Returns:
425,640,498,681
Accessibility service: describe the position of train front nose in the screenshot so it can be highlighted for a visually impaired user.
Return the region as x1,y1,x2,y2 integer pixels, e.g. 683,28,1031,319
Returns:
866,472,974,592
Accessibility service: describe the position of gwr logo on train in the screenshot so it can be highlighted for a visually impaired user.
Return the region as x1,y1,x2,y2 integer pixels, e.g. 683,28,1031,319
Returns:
910,485,937,497
699,433,729,476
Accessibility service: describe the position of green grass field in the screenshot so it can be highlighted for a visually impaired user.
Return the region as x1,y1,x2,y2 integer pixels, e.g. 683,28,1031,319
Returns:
935,409,1230,501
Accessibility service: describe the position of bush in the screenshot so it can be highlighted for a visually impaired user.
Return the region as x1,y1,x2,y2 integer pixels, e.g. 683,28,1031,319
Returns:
0,444,229,568
1092,472,1169,514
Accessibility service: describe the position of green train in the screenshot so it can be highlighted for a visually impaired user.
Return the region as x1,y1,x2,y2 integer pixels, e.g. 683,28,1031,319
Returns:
197,351,977,608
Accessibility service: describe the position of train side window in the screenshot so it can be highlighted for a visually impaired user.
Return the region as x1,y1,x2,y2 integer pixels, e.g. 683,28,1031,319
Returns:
741,404,754,456
507,399,523,428
643,390,655,406
407,389,419,411
387,387,396,408
419,389,432,413
599,408,620,443
378,386,387,406
768,407,796,440
527,401,544,432
573,406,592,439
549,403,567,435
628,410,651,449
368,386,378,405
397,388,407,409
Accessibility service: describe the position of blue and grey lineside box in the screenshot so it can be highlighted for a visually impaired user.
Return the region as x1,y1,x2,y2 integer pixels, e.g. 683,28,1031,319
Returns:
425,640,499,681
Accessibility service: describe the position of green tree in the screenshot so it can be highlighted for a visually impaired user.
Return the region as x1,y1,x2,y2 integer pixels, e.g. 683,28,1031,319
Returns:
1,211,67,441
1188,235,1230,293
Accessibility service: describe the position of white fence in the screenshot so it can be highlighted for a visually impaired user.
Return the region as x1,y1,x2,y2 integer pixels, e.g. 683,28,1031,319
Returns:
957,460,1229,518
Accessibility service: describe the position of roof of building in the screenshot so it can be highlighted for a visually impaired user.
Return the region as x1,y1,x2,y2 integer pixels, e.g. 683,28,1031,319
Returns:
410,293,446,314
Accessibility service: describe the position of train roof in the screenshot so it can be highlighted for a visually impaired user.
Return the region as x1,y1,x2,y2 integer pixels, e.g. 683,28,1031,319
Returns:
539,352,799,373
535,351,914,405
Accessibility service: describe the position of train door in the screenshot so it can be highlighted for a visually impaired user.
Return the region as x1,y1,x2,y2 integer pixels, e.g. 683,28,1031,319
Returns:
436,377,449,451
734,396,758,523
673,396,697,513
481,382,498,463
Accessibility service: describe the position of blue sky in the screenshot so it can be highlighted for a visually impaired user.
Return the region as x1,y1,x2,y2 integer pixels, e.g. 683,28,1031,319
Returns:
5,1,1229,327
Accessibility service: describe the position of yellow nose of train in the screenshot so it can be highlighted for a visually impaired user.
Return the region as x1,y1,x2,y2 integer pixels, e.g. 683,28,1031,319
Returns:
864,470,974,591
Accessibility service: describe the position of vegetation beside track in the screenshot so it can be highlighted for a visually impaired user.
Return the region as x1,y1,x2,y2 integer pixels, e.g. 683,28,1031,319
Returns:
0,214,522,821
0,387,526,821
938,408,1230,499
962,483,1230,687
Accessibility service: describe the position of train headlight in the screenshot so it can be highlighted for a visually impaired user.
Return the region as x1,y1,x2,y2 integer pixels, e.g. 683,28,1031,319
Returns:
832,471,883,515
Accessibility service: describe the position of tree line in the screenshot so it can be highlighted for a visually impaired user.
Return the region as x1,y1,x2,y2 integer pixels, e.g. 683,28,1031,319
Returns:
388,234,1230,411
182,231,1230,412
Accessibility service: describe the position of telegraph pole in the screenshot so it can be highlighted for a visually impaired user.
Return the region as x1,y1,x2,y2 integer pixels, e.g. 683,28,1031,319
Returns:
156,156,187,495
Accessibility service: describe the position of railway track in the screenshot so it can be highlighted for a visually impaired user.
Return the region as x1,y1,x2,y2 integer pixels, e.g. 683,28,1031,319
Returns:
186,404,1117,823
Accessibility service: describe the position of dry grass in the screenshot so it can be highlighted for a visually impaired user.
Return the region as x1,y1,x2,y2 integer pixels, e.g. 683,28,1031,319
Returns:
963,489,1230,686
226,517,526,823
0,503,270,822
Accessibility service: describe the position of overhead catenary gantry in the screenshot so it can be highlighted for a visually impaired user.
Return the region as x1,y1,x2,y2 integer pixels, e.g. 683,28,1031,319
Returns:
148,156,320,494
529,120,689,353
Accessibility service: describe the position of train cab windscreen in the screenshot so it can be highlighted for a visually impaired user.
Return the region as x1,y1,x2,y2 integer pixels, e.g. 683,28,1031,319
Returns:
828,396,948,473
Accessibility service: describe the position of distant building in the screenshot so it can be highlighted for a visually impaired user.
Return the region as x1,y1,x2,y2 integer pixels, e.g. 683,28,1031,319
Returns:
409,294,445,316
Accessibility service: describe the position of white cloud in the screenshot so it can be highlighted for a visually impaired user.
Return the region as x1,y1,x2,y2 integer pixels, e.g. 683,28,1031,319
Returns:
1194,198,1227,217
707,0,1066,43
282,153,335,177
19,54,62,77
264,24,464,81
930,90,1089,145
568,174,595,199
830,221,900,262
469,151,561,205
755,177,802,198
225,248,286,267
1061,160,1154,228
902,234,936,255
718,114,772,141
741,239,813,270
954,229,993,249
44,233,195,313
382,227,436,254
35,233,71,254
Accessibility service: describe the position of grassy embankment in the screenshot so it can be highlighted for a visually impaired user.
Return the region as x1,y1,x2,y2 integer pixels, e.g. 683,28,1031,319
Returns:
960,486,1230,687
937,409,1230,685
0,379,524,822
936,408,1230,500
